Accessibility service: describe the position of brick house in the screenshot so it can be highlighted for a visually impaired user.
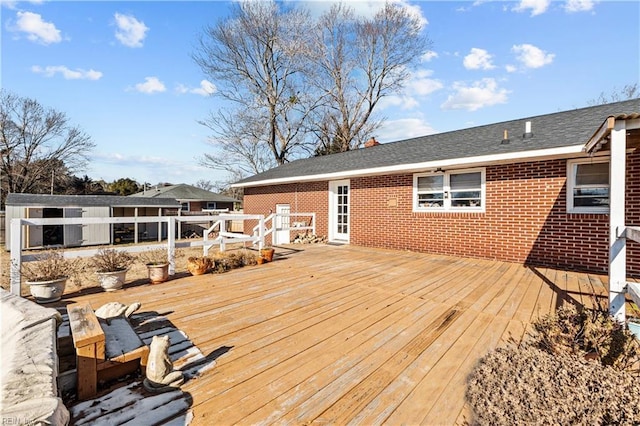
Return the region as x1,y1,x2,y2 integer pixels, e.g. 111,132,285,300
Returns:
233,99,640,275
132,183,238,213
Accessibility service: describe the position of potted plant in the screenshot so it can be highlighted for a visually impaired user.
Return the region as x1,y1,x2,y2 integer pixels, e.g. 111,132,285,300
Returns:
186,256,212,276
90,248,136,292
260,246,275,262
21,249,80,303
140,248,170,284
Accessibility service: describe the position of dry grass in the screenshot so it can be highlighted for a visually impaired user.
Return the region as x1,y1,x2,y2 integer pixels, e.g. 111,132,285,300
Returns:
0,244,259,296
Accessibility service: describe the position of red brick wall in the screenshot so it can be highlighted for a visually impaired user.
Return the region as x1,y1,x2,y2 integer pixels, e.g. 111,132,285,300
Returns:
243,151,640,275
243,182,329,245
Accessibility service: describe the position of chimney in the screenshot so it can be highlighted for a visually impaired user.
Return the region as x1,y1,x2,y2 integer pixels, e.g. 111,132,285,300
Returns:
364,137,380,148
523,121,533,139
501,129,510,145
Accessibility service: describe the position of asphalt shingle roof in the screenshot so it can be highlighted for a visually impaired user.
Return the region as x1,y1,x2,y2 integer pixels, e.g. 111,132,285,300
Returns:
5,193,180,208
235,98,640,186
131,184,237,202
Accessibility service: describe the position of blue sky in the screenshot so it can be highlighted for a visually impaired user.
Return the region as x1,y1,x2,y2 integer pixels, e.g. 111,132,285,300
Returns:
2,0,639,187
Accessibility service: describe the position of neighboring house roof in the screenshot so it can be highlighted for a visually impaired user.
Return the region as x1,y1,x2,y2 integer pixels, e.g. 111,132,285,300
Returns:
131,184,238,203
5,193,180,208
234,98,640,187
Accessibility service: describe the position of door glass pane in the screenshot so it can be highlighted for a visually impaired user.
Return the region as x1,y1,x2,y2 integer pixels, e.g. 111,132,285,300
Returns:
336,184,348,235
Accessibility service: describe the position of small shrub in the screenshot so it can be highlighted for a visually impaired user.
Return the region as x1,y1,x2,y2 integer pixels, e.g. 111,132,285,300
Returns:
532,305,639,371
466,346,640,425
186,256,212,274
467,305,640,425
210,251,248,273
139,248,169,265
90,248,136,272
238,250,257,266
21,249,81,281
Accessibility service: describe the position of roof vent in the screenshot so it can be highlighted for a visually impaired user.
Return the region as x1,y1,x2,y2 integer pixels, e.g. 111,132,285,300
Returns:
523,121,533,139
501,129,510,145
364,137,380,148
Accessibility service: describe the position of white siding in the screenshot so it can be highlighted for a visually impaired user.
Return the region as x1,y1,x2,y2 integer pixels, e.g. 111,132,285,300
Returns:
80,207,110,246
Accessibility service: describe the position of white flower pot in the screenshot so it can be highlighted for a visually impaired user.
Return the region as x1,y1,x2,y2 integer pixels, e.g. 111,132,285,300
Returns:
27,277,68,303
97,270,128,292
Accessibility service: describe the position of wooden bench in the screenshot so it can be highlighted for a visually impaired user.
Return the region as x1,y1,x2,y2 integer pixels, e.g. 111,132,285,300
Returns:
68,302,149,400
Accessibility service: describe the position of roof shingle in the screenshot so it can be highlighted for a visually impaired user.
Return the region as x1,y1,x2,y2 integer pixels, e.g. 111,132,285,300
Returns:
235,99,640,186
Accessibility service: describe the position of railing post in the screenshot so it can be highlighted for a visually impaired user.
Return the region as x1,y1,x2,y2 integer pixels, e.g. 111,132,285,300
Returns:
260,215,265,249
608,120,626,322
10,219,23,296
167,216,175,275
202,218,209,256
312,213,316,236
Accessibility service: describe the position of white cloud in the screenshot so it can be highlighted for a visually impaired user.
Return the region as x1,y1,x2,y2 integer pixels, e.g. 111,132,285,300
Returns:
505,64,517,73
512,0,550,16
31,65,102,80
463,48,495,70
441,78,509,111
378,117,437,141
11,11,61,44
192,80,216,96
392,0,429,30
421,51,438,62
114,12,148,48
132,77,166,94
408,70,444,96
512,43,555,68
379,69,443,111
176,80,217,96
564,0,595,13
382,94,419,110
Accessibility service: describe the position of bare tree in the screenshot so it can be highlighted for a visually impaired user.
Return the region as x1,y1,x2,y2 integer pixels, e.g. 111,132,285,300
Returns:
0,90,95,203
588,83,639,106
198,108,278,176
194,179,214,192
309,2,431,153
193,0,315,173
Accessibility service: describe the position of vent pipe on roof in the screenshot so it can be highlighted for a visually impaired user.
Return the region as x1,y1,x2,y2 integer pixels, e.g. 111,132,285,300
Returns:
501,129,510,145
523,121,533,139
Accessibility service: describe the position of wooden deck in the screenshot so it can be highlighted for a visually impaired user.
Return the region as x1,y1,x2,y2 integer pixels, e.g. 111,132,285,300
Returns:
55,244,614,425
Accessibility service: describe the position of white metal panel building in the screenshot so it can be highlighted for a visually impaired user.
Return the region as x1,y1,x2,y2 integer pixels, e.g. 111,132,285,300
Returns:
4,193,181,249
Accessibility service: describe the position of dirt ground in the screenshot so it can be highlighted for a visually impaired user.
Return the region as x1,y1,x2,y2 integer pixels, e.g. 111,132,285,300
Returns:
0,244,256,296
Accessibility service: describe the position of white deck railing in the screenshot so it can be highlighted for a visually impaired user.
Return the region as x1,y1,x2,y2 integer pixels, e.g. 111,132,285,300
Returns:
9,214,265,297
252,212,316,244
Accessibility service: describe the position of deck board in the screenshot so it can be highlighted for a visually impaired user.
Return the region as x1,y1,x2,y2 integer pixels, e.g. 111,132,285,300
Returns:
56,244,611,425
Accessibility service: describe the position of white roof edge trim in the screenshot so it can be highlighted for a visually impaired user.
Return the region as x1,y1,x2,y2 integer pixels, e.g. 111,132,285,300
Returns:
232,145,586,188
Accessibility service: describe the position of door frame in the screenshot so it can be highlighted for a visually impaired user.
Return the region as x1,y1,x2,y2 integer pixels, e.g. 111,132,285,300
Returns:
328,179,350,243
274,204,291,245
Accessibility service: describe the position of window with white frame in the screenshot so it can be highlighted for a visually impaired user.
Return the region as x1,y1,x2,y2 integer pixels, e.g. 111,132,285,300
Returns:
567,158,609,213
414,169,484,211
206,202,217,210
180,202,189,212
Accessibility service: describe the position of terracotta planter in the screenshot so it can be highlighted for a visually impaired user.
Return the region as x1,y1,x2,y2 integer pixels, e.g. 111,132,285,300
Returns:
256,257,265,265
187,257,212,276
260,248,275,262
97,269,128,292
27,277,67,304
147,263,169,284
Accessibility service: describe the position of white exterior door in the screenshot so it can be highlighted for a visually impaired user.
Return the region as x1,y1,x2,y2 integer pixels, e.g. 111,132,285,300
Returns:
64,208,83,247
329,180,350,243
274,204,290,245
27,208,43,248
